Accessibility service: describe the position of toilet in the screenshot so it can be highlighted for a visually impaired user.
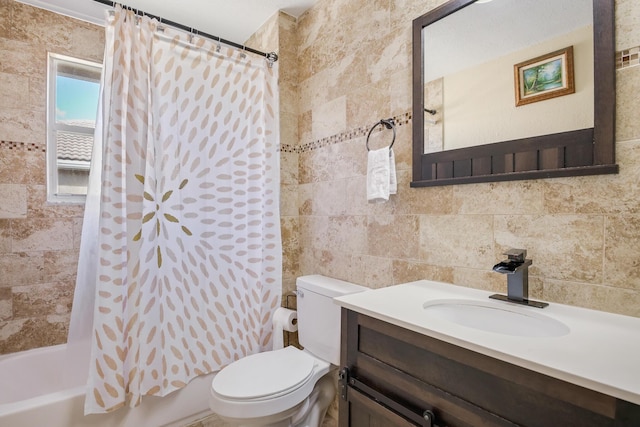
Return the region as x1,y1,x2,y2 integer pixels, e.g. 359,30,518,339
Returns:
209,275,367,426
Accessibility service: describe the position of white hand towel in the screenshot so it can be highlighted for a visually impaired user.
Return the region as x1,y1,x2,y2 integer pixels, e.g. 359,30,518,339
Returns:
367,147,397,203
389,148,397,195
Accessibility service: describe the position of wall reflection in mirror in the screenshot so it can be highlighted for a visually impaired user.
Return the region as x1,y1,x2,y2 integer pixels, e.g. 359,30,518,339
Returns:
422,0,593,154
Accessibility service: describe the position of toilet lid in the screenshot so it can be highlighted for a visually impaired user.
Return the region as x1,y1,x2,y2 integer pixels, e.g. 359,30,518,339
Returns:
212,346,315,400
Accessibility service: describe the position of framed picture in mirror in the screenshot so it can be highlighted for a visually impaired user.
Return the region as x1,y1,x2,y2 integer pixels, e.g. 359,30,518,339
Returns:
514,46,575,107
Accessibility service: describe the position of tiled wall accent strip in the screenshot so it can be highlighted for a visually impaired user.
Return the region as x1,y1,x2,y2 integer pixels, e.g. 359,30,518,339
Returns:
616,46,640,70
6,40,635,159
0,141,45,152
281,111,412,154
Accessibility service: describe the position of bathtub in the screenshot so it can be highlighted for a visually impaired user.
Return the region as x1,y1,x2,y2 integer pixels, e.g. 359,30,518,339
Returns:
0,342,215,427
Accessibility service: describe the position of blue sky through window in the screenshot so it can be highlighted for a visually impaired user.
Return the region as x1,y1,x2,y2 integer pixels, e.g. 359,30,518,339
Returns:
56,76,100,122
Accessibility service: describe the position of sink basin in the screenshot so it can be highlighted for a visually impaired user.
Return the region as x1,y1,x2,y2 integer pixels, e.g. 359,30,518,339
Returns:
422,299,570,338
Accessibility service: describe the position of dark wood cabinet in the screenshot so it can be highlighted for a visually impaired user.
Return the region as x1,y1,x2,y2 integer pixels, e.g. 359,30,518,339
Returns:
339,309,640,427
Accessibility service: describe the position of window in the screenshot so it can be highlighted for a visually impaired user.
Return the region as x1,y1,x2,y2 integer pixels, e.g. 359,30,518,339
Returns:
47,53,102,203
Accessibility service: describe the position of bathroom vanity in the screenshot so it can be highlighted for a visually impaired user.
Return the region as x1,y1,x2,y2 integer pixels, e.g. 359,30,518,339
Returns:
335,281,640,426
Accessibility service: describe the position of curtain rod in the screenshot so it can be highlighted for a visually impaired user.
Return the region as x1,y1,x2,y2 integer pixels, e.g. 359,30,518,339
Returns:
91,0,278,64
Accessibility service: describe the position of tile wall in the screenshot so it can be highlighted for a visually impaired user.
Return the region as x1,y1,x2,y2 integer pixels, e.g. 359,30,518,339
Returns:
0,0,104,354
288,0,640,321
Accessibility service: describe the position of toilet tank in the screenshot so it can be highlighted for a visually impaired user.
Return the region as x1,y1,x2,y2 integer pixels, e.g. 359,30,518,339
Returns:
296,275,367,365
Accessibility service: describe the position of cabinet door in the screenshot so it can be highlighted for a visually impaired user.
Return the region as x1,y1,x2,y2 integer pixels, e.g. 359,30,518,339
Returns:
341,380,434,427
345,386,421,427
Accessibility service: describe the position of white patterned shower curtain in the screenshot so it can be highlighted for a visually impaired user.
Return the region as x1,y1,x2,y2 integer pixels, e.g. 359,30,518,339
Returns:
75,7,281,414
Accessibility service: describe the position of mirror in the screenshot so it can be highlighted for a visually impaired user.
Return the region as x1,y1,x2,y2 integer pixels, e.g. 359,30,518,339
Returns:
411,0,617,187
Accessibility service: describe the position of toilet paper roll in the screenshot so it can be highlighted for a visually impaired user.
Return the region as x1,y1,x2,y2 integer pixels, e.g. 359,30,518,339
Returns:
272,307,298,350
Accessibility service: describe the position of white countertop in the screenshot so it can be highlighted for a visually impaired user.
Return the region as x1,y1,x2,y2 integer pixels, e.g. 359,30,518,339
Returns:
334,280,640,405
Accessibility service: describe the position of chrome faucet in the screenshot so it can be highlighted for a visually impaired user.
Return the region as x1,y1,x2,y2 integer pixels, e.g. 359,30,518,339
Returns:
490,249,548,308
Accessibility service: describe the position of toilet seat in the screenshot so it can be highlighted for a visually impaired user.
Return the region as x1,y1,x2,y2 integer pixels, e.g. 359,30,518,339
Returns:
209,346,331,420
213,346,315,400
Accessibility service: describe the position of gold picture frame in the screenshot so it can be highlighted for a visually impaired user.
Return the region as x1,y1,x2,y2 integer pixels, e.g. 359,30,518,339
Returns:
514,46,575,107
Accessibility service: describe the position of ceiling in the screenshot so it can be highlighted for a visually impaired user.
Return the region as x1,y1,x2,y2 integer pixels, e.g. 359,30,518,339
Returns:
16,0,318,45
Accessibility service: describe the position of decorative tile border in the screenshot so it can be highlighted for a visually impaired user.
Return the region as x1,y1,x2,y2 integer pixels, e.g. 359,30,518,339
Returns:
281,111,412,154
0,141,46,152
616,46,640,70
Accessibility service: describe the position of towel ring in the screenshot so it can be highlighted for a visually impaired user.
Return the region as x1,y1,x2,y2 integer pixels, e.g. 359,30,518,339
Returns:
366,119,396,151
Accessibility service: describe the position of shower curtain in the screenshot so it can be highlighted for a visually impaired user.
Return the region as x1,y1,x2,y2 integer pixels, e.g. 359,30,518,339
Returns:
71,7,281,414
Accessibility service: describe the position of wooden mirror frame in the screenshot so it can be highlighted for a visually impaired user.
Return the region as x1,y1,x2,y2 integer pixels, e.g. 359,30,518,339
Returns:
411,0,617,187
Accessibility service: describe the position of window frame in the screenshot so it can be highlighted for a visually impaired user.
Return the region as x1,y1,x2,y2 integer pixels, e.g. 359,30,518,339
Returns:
46,53,102,204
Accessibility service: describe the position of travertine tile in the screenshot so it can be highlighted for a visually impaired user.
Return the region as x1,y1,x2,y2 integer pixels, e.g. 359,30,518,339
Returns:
282,277,297,298
10,1,71,48
280,183,298,217
389,0,444,33
543,141,640,215
340,0,390,54
73,217,83,249
604,215,640,290
298,246,367,286
452,268,507,293
0,0,10,39
312,179,350,216
346,78,390,130
312,96,346,141
615,67,640,143
494,215,604,283
299,215,329,252
28,74,46,112
345,175,382,216
0,72,29,109
391,259,454,285
281,217,299,280
395,123,414,171
365,29,410,86
298,110,312,146
327,215,368,255
0,219,10,253
0,109,46,147
69,23,106,63
12,281,74,318
0,145,45,185
298,182,314,215
327,137,366,180
0,0,103,354
419,215,494,269
543,279,640,318
0,184,27,218
615,0,640,51
298,148,327,184
27,185,85,218
299,52,370,114
0,252,44,288
0,315,69,354
386,169,453,216
44,250,79,283
280,151,299,185
362,255,394,288
10,218,75,252
389,67,412,117
368,215,420,259
280,111,299,147
0,37,45,77
0,287,11,321
453,181,545,215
